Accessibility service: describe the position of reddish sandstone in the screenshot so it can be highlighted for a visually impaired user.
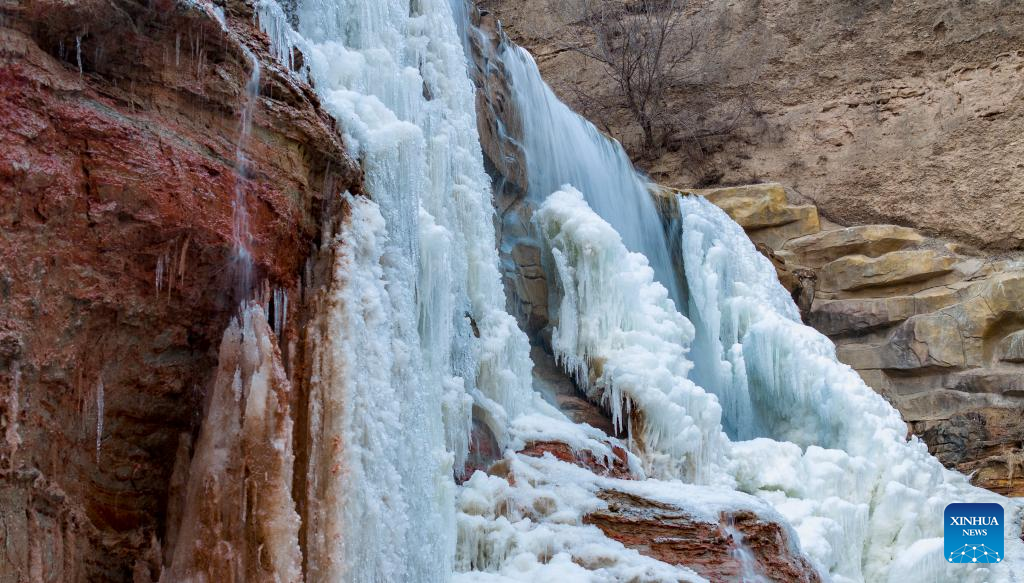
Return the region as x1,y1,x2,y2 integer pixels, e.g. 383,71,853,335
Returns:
585,490,821,582
0,1,358,580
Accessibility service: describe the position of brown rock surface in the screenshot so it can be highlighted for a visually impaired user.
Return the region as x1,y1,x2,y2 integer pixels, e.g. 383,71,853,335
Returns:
0,1,359,580
519,440,634,480
584,489,820,582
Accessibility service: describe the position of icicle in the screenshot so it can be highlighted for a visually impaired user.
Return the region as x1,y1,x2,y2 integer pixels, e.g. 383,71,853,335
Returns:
155,255,165,292
75,36,83,76
95,378,104,462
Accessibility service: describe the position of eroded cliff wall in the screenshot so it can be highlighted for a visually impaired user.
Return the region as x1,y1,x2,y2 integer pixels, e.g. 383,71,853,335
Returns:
0,1,359,579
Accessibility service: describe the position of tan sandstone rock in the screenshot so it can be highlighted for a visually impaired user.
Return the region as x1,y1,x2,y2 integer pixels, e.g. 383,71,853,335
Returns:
688,183,820,248
818,250,958,293
783,225,924,268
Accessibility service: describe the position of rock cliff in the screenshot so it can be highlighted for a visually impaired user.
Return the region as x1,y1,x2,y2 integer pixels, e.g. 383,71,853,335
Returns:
479,0,1024,251
0,1,359,579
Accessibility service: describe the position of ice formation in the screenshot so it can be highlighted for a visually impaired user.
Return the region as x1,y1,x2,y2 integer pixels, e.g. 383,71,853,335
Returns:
163,304,302,583
163,0,1024,581
676,194,1024,582
497,45,681,304
538,187,1024,582
536,186,728,484
455,455,710,583
252,1,579,579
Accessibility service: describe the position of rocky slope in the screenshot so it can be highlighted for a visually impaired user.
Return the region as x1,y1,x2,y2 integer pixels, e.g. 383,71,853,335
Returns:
0,1,359,579
478,0,1024,251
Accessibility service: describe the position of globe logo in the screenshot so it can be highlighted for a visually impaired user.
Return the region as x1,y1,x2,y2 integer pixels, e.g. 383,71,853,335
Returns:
947,544,1001,564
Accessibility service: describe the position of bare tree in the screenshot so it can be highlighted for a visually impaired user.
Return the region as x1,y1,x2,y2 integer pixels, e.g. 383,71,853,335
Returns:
556,0,699,156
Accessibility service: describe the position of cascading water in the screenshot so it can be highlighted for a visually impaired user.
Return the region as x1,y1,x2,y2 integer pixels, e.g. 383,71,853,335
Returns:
162,0,1024,581
497,45,682,304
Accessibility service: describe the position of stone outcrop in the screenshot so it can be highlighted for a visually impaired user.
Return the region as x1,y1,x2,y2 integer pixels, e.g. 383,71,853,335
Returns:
519,441,634,479
584,489,820,583
678,183,1024,496
0,1,359,580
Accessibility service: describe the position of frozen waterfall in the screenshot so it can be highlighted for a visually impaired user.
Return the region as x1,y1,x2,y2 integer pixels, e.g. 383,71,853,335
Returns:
164,0,1024,581
537,187,1024,582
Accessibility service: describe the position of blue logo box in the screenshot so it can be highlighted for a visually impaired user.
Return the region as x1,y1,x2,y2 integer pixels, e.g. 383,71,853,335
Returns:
944,502,1004,564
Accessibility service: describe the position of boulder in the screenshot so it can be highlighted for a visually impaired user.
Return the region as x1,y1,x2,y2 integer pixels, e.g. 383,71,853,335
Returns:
818,250,957,293
783,225,924,267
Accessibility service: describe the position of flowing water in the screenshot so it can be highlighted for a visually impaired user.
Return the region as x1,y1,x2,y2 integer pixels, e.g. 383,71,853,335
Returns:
498,45,683,304
164,0,1024,581
231,48,261,296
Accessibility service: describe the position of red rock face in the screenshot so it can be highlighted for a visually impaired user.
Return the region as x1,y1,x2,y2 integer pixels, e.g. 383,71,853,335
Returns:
585,490,821,583
518,440,634,480
0,1,358,580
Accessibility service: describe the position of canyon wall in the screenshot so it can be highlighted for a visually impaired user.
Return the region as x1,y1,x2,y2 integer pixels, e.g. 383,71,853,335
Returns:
0,1,359,579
